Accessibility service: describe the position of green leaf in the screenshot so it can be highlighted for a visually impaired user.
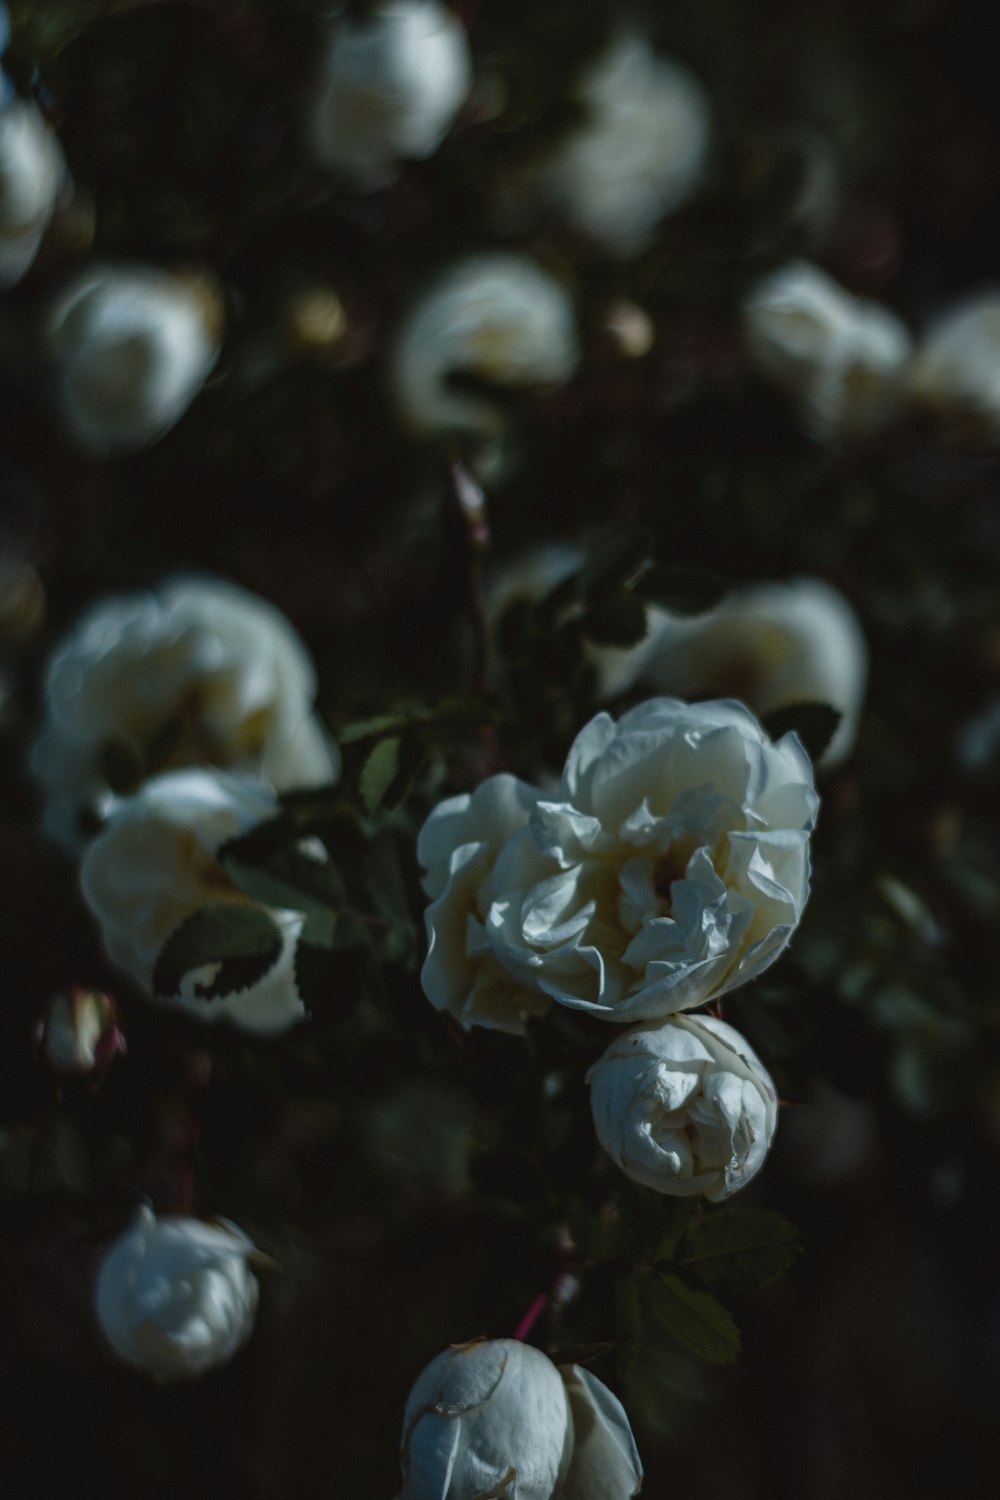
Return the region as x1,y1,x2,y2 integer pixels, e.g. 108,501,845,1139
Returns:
678,1208,802,1293
762,702,842,762
580,588,649,648
153,904,283,1001
633,564,728,615
653,1198,700,1263
338,708,427,745
218,813,296,868
643,1271,741,1365
360,736,401,814
223,847,345,915
293,908,370,1016
579,525,655,600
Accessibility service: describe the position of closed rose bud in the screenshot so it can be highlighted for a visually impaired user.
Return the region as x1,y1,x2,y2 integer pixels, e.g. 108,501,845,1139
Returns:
309,0,471,191
743,260,911,442
95,1206,259,1381
37,987,124,1075
398,1338,641,1499
0,98,69,289
47,264,223,452
587,1014,779,1200
910,291,1000,441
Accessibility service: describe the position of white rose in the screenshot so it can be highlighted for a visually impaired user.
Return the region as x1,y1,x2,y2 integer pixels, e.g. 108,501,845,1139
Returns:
639,578,867,768
47,263,222,452
485,542,651,701
910,291,1000,440
419,772,552,1034
80,768,306,1034
587,1013,779,1199
743,260,912,441
309,0,471,191
398,1338,642,1500
95,1206,259,1381
32,574,337,853
37,987,124,1075
494,33,710,256
0,98,68,289
390,252,579,441
483,697,818,1022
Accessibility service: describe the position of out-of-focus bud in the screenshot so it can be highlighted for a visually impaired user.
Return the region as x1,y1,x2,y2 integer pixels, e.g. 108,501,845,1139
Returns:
390,252,579,442
0,98,69,289
910,291,1000,441
602,299,655,359
0,553,45,642
309,0,471,191
47,264,223,452
743,259,912,441
283,284,347,361
36,987,124,1075
95,1206,259,1381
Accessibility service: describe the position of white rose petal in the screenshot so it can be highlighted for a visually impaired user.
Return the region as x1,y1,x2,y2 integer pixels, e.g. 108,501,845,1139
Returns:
418,772,552,1034
38,987,122,1074
309,0,471,191
587,1013,779,1200
32,574,337,853
95,1206,259,1381
743,260,912,441
390,252,579,440
483,697,818,1023
910,291,1000,440
495,33,710,256
48,263,222,452
398,1338,641,1500
638,578,867,768
0,98,68,289
80,768,307,1034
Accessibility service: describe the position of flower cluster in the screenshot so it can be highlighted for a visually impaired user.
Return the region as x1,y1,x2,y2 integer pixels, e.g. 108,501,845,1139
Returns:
419,695,818,1198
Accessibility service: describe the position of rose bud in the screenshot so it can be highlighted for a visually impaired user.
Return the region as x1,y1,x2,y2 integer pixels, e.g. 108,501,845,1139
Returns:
0,97,69,289
95,1206,259,1381
587,1014,779,1200
36,987,124,1076
398,1337,642,1499
910,290,1000,442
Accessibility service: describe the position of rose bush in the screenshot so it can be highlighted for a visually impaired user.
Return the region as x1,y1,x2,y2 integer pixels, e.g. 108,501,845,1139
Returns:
95,1206,259,1381
80,768,306,1034
398,1337,642,1499
587,1013,779,1199
32,574,337,852
420,697,818,1028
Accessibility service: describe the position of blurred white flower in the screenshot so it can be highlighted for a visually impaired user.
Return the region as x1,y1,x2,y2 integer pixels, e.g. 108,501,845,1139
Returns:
495,33,710,256
910,291,1000,440
398,1337,642,1500
482,697,818,1024
80,768,307,1034
95,1206,259,1381
309,0,471,191
418,772,552,1034
743,260,912,441
485,542,650,700
47,264,223,451
587,1013,779,1199
639,578,867,767
0,98,68,289
32,574,337,853
389,252,579,440
36,987,124,1075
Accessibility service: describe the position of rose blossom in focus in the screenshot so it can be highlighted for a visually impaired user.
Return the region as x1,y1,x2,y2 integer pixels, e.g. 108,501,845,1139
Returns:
95,1206,259,1381
587,1013,779,1199
389,252,579,442
80,768,307,1034
494,32,710,257
743,259,912,441
398,1337,642,1499
32,574,337,853
309,0,471,191
47,263,223,451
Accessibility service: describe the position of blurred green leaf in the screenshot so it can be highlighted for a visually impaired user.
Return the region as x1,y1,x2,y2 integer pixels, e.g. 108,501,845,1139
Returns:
762,702,842,762
580,588,649,648
579,525,654,600
677,1208,802,1292
223,847,345,914
643,1271,741,1365
633,563,728,615
360,736,402,814
153,903,283,1000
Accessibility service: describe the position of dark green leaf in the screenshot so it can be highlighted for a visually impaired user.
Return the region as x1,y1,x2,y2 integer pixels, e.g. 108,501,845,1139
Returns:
153,903,283,1000
294,909,370,1016
653,1198,700,1263
218,813,296,868
643,1271,741,1364
633,564,728,615
360,736,401,814
223,847,345,915
762,702,842,762
580,588,649,648
579,525,654,600
678,1208,802,1292
339,709,426,745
